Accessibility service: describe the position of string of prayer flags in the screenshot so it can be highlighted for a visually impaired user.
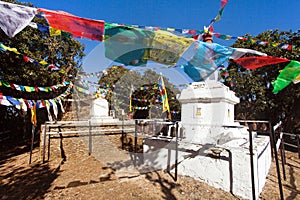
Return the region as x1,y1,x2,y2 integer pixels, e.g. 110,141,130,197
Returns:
74,85,93,95
208,0,229,28
104,23,154,66
0,42,61,71
0,80,69,93
213,32,296,51
39,8,105,41
0,1,37,37
131,97,162,103
213,32,241,40
271,60,300,93
0,93,13,106
133,106,148,110
109,22,202,37
0,42,20,54
29,22,72,38
233,56,290,70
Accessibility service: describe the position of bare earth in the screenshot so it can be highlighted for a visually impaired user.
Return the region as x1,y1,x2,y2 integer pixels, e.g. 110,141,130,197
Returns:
0,132,299,200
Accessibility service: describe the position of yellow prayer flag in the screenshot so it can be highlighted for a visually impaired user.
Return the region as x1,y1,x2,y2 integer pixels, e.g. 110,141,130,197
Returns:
39,60,48,65
158,75,170,113
145,30,194,66
31,103,37,126
50,27,62,36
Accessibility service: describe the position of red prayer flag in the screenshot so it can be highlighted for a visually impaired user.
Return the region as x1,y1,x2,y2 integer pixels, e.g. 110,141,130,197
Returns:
233,56,290,70
23,55,29,62
9,83,15,90
221,0,229,9
39,8,104,41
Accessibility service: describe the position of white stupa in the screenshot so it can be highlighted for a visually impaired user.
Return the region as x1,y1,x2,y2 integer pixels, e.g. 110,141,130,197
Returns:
143,80,272,199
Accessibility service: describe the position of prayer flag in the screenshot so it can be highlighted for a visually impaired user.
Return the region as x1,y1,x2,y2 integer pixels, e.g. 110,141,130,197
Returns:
209,0,229,27
158,75,170,114
36,23,50,35
145,30,194,66
39,8,105,41
49,27,61,36
233,56,290,70
0,1,37,37
31,102,37,126
129,84,134,112
7,96,20,105
183,41,266,81
0,94,13,106
272,60,300,93
104,23,154,66
184,41,235,81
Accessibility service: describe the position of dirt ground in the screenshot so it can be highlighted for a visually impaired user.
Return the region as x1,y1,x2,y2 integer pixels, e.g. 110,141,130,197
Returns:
0,131,299,200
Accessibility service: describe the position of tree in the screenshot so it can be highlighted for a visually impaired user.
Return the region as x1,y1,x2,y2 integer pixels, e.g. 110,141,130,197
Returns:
0,0,85,138
228,29,300,133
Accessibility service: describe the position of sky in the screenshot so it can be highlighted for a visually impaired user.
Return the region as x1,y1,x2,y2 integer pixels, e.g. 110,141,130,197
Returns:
17,0,300,88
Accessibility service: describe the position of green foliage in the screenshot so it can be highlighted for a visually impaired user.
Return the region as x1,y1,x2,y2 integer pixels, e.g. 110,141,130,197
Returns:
228,29,300,132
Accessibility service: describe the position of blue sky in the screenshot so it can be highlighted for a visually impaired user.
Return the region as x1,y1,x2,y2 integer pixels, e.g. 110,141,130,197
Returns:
18,0,300,87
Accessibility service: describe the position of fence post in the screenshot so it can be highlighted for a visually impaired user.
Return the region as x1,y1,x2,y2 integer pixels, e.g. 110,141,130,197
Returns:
88,120,92,155
42,123,47,163
280,135,286,180
122,114,124,150
134,119,138,166
270,123,284,200
29,125,35,164
248,124,256,200
174,122,178,181
268,122,274,159
297,134,300,159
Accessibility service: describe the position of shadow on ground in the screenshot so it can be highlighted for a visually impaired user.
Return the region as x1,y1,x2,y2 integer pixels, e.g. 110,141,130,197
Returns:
0,138,59,200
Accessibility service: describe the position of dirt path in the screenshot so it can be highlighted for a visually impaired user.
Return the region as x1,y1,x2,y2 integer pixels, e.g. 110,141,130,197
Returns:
1,132,300,200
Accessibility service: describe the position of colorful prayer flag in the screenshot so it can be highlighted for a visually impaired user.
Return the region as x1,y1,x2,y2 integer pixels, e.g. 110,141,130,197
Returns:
233,56,290,70
31,102,37,126
129,84,134,112
104,23,154,66
208,0,229,27
158,75,170,114
49,27,61,36
145,30,194,66
0,1,37,37
272,60,300,93
39,8,105,41
184,41,235,81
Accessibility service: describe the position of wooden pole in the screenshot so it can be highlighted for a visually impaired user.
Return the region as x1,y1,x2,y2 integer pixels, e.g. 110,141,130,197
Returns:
29,125,35,164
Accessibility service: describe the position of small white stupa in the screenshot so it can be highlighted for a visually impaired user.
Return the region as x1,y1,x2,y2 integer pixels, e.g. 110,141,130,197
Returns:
90,91,118,123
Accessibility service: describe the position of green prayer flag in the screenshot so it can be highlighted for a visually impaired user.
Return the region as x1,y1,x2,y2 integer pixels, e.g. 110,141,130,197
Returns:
272,60,300,93
104,23,154,66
